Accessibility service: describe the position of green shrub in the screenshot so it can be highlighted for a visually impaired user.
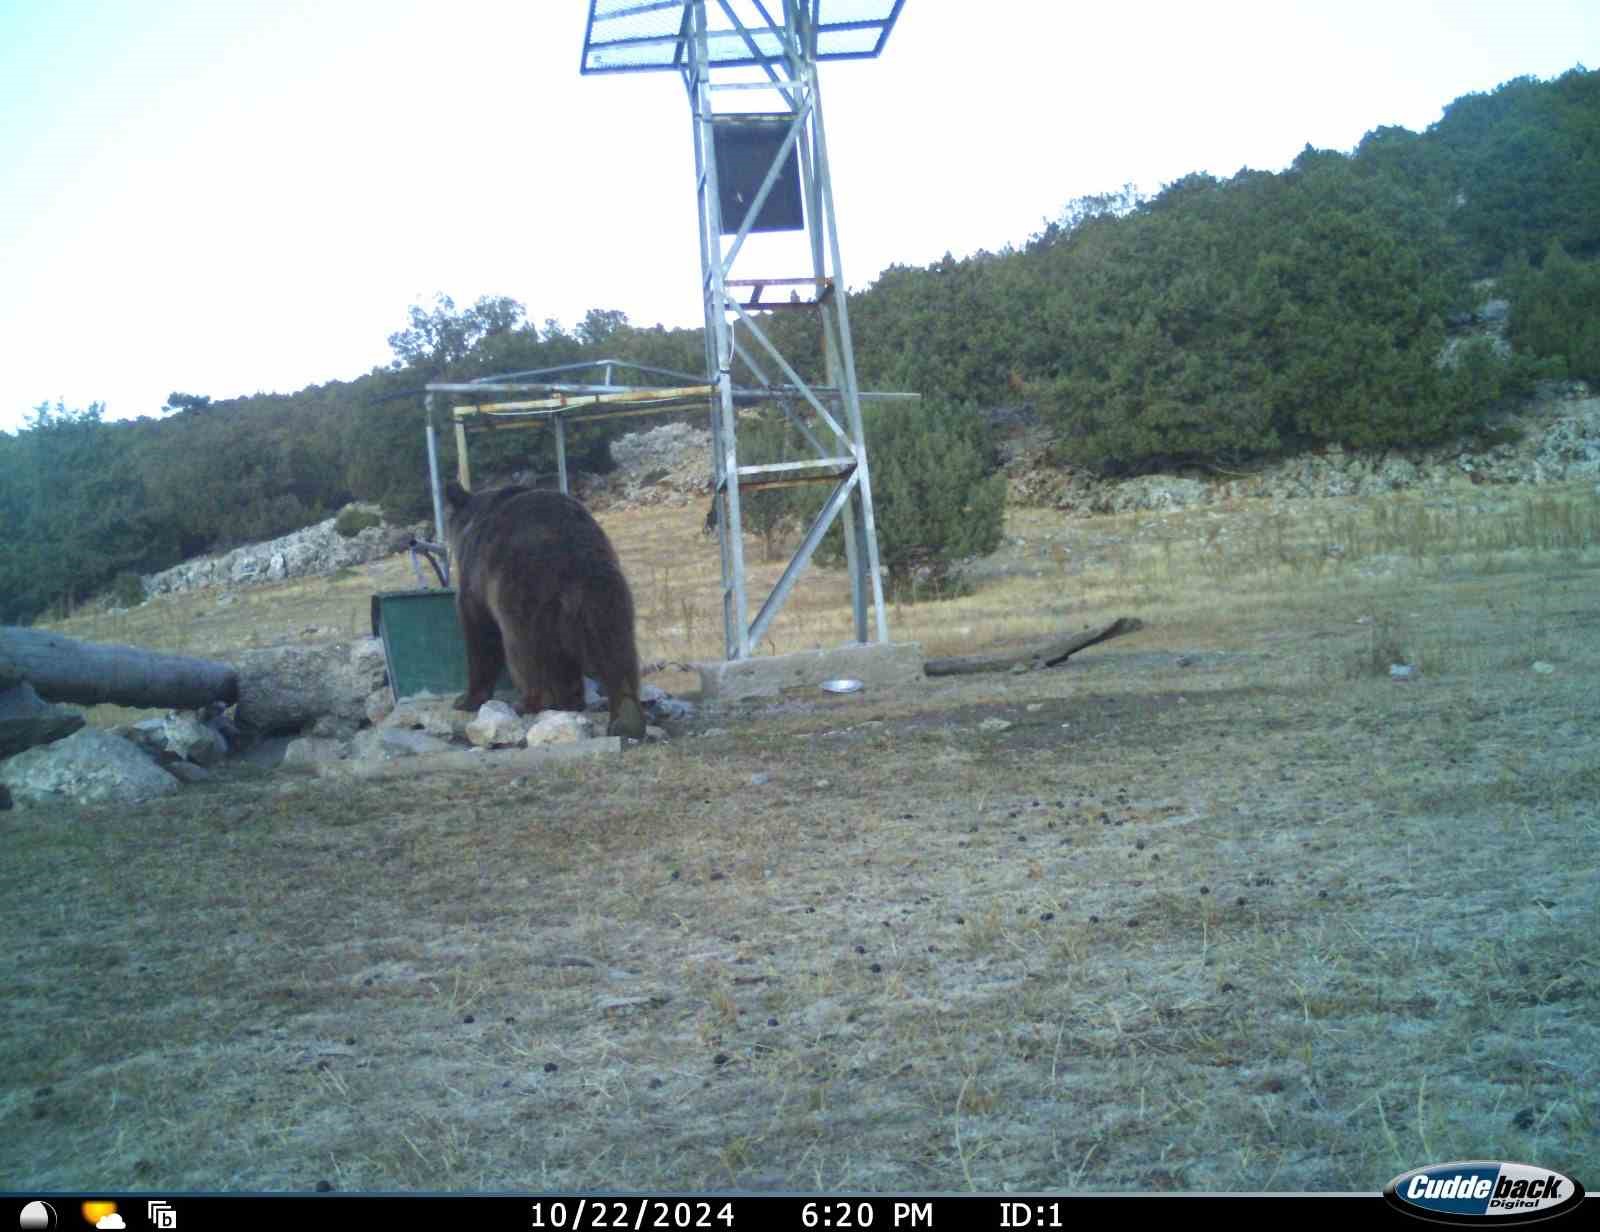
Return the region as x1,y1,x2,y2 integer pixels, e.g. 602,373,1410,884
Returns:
334,506,383,538
731,412,809,561
818,398,1006,601
1033,154,1498,472
108,571,147,609
1504,242,1600,384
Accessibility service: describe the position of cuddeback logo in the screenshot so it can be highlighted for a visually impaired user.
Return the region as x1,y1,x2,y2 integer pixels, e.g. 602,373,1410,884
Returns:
1384,1161,1586,1225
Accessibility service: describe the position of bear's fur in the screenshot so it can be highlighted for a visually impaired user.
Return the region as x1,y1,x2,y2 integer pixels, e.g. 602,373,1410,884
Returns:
444,481,646,740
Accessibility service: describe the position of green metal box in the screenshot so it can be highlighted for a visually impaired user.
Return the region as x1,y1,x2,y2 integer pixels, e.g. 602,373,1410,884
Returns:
370,589,513,703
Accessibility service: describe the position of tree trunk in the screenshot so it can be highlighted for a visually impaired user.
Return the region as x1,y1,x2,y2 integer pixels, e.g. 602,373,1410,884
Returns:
0,626,239,709
924,616,1143,678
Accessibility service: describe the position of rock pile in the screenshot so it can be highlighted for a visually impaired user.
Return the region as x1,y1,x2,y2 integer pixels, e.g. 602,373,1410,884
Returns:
1006,384,1599,514
0,702,237,807
0,637,689,806
582,421,713,512
142,504,422,598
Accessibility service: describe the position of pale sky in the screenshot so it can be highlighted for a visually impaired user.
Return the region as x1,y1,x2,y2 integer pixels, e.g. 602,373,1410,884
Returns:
1,1,1596,433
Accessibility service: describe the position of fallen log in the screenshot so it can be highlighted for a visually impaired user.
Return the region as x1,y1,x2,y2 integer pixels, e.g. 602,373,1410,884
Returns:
924,616,1144,678
0,626,239,709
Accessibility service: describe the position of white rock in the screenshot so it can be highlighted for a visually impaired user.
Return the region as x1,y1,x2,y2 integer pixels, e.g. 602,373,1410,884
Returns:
352,727,452,760
282,736,348,767
525,711,595,746
467,700,529,748
383,696,463,739
134,714,228,766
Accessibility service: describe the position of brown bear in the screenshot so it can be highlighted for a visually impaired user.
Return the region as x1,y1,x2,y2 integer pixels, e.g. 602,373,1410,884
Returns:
444,481,646,740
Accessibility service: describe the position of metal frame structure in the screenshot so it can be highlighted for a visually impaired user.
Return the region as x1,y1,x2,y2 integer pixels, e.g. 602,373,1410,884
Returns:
421,361,915,583
576,0,907,660
424,359,711,520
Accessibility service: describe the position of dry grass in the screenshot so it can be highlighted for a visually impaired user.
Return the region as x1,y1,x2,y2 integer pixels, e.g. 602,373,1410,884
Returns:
5,480,1599,1193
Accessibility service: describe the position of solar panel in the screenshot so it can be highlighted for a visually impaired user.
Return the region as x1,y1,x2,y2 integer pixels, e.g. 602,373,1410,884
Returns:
580,0,904,74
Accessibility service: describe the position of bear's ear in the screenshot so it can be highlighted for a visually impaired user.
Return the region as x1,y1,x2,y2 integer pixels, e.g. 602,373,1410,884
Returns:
445,481,471,509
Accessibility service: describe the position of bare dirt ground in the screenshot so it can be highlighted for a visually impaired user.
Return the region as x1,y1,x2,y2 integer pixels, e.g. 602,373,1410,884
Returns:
4,485,1598,1193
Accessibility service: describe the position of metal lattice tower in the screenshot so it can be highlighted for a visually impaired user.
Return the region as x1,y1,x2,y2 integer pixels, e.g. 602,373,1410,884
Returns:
582,1,907,660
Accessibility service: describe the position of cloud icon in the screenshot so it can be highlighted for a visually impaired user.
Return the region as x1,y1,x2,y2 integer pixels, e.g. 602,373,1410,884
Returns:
96,1219,125,1230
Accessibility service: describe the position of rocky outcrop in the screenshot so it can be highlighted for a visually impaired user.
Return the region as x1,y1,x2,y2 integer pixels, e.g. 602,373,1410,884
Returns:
581,422,713,511
142,505,420,598
1006,384,1599,513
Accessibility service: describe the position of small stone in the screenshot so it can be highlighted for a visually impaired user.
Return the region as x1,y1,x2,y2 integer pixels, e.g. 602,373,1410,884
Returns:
468,701,530,748
1531,661,1555,675
364,687,395,727
979,717,1012,733
282,736,347,768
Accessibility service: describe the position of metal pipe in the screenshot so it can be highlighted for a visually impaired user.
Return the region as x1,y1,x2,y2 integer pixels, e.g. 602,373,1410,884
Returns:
692,0,751,658
746,470,857,649
424,393,446,546
806,25,888,643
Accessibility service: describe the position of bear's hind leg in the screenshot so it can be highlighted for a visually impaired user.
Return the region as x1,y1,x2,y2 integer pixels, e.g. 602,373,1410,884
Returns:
543,651,586,715
500,625,549,718
599,659,645,739
607,690,646,741
455,602,505,711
